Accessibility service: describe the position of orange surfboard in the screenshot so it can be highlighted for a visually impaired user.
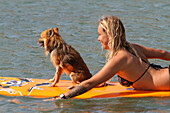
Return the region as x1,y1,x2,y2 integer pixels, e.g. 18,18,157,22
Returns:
0,77,170,99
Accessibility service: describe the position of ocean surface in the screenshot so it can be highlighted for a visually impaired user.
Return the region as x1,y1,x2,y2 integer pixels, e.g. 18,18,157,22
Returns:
0,0,170,112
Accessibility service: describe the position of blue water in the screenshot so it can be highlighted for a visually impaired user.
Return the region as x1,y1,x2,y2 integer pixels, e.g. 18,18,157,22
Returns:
0,0,170,112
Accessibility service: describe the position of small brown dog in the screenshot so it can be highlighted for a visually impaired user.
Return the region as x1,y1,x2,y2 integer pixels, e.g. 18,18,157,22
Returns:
38,27,92,88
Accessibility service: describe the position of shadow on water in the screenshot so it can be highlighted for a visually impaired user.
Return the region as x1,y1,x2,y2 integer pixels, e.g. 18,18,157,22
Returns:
1,96,170,112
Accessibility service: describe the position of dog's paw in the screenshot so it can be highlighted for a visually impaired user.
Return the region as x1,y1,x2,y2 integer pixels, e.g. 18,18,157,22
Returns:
49,79,55,82
97,83,108,87
49,83,56,87
67,85,75,89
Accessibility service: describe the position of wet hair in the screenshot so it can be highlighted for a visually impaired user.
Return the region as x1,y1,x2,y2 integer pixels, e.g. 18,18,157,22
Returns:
99,16,140,60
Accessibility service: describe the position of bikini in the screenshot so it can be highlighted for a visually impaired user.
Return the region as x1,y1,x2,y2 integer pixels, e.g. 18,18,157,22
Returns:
118,48,169,87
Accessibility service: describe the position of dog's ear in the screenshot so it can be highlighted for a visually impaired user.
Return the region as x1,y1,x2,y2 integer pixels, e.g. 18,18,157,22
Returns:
54,27,59,34
48,28,54,37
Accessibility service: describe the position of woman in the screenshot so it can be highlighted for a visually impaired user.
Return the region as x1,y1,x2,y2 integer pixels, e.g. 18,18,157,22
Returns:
57,16,170,99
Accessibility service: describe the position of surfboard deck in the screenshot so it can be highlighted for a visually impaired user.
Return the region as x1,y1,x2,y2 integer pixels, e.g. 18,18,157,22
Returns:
0,77,170,99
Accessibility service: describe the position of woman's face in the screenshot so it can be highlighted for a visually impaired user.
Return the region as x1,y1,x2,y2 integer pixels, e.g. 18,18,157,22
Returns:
98,24,109,49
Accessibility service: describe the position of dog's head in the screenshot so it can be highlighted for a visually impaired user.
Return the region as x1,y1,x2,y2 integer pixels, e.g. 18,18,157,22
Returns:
38,27,65,55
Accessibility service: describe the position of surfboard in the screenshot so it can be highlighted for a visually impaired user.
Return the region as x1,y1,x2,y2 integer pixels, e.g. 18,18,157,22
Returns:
0,77,170,99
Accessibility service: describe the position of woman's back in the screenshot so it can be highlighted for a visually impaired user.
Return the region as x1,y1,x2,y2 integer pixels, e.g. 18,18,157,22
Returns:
117,43,170,90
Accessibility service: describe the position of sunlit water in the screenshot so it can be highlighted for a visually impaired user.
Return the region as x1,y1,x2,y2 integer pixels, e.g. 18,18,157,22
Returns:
0,0,169,112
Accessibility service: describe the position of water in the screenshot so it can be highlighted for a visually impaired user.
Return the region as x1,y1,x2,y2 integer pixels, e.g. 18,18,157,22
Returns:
0,0,169,112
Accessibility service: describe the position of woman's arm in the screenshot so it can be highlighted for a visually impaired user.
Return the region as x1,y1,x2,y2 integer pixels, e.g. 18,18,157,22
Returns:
133,44,170,61
64,51,127,99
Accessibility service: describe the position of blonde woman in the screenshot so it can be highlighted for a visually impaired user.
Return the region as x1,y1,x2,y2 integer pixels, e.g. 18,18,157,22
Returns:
57,16,170,99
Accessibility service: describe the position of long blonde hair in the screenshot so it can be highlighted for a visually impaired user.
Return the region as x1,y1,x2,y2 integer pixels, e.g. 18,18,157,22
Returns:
99,16,140,60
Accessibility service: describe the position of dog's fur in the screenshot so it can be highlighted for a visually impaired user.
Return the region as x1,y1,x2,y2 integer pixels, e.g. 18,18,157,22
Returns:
38,27,92,87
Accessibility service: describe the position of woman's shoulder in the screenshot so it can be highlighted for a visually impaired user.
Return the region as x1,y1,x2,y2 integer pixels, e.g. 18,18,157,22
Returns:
131,43,151,57
131,43,144,50
131,43,170,60
113,48,132,62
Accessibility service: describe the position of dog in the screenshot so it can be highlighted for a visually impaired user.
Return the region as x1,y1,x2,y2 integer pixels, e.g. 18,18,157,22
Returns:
38,27,92,88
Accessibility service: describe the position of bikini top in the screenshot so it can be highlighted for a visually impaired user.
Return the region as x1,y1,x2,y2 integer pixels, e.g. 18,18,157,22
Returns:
118,48,164,87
